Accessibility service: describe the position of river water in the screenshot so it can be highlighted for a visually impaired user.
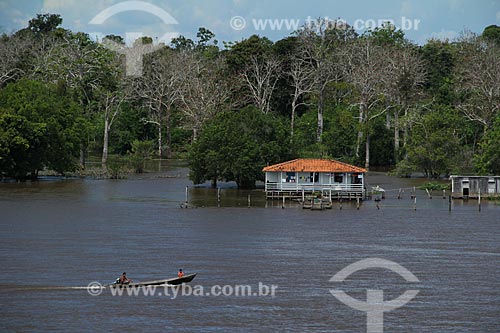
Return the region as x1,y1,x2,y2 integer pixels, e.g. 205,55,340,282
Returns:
0,163,498,332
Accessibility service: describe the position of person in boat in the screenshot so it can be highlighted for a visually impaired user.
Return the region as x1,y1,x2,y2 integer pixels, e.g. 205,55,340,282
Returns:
178,269,184,278
118,272,132,284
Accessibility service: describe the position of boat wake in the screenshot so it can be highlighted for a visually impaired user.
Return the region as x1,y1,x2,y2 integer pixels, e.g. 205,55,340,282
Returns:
0,285,105,292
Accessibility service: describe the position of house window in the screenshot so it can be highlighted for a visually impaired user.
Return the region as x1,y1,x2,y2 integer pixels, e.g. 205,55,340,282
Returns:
351,173,362,184
334,173,343,183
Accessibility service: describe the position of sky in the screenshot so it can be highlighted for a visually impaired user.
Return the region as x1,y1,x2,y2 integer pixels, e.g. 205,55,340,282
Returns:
0,0,499,45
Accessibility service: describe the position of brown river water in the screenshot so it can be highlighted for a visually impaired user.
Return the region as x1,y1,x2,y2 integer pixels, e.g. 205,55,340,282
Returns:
0,161,498,332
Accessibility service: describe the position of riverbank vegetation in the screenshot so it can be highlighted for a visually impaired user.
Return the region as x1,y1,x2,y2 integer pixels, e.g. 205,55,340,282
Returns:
1,14,499,185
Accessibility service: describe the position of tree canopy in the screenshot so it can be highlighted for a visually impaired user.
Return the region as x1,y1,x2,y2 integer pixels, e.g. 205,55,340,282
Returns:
0,80,86,179
1,14,499,182
189,106,292,188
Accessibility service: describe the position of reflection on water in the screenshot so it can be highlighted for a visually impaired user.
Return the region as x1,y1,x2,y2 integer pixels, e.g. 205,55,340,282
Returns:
0,164,499,332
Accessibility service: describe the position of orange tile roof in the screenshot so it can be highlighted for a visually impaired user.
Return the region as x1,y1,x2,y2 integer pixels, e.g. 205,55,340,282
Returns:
262,159,367,173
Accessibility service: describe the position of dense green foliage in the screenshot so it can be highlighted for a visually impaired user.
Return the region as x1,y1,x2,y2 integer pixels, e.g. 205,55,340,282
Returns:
0,13,499,183
403,105,464,177
189,107,292,188
0,80,85,179
475,114,500,174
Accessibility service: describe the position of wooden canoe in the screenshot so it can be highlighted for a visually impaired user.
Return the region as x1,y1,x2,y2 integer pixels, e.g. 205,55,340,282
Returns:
112,273,196,288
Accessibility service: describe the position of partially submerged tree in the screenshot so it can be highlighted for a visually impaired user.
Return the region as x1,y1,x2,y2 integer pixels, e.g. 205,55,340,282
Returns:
134,47,183,158
189,107,292,188
403,105,464,178
0,80,86,179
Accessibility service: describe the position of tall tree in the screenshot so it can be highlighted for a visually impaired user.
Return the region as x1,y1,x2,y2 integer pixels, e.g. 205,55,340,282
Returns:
242,54,281,114
0,80,86,179
178,52,234,140
288,56,316,137
455,33,500,132
344,35,393,170
98,87,129,166
482,25,500,46
0,34,32,87
37,30,116,167
134,47,183,158
374,25,426,161
189,106,292,188
296,18,354,142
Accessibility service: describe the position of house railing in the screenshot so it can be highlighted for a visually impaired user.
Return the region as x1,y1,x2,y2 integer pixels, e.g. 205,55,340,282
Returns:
265,182,364,192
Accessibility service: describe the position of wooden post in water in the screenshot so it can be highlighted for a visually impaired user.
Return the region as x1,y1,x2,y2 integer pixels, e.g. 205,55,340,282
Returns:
425,188,432,199
376,201,380,210
217,187,221,207
356,197,360,210
448,195,452,212
398,188,402,199
339,198,343,210
413,197,417,211
442,189,446,199
411,186,416,199
478,188,481,212
247,194,251,208
302,189,305,203
185,186,188,205
282,195,285,209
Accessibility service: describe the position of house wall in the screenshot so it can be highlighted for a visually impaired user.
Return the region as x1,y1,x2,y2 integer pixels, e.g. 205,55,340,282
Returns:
266,172,279,182
451,176,500,198
264,172,364,186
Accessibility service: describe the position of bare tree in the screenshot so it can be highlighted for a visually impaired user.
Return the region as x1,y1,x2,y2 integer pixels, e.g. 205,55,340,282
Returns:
134,48,183,158
344,37,393,170
288,56,316,137
178,52,234,140
385,43,427,160
37,31,113,168
99,87,128,165
0,34,32,87
455,34,500,132
296,18,354,142
242,54,281,114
